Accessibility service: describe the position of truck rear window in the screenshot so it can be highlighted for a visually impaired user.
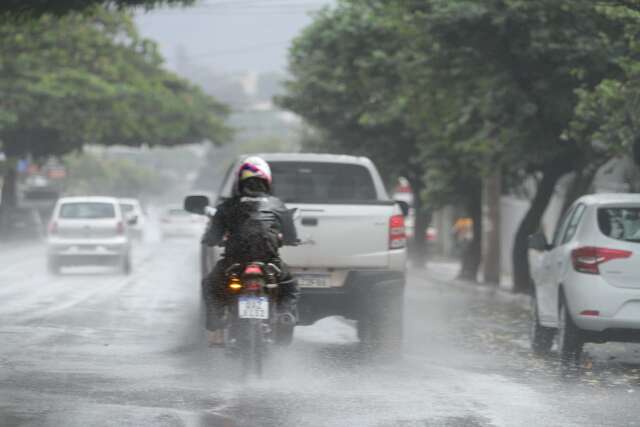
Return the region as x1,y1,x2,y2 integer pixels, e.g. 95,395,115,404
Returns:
59,202,116,219
270,162,377,203
598,207,640,242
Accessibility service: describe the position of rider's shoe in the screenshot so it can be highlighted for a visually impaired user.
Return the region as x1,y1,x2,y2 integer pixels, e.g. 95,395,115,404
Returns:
207,329,225,347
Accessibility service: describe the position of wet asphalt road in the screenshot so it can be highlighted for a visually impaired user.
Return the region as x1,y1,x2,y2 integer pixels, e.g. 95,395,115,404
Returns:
2,238,640,427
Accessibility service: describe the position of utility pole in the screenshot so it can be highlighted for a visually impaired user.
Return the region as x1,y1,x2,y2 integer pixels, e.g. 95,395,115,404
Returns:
482,171,501,285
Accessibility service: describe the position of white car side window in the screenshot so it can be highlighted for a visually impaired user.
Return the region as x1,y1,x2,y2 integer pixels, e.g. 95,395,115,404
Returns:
562,203,586,244
552,206,575,247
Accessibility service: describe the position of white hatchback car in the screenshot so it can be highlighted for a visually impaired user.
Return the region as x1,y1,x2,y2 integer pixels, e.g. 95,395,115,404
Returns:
47,196,133,274
119,198,145,241
529,193,640,365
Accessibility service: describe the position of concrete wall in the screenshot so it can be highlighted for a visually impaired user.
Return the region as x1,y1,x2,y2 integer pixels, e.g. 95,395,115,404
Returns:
499,176,568,276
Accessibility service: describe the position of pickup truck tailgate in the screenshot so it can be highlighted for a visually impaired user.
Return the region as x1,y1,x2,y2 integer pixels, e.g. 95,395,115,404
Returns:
280,203,392,268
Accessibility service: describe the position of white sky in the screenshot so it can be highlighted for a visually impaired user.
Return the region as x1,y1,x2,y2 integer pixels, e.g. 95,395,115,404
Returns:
135,0,333,74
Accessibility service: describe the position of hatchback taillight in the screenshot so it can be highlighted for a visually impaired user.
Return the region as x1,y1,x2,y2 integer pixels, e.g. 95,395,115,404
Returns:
116,221,125,235
571,246,632,275
389,214,406,249
48,221,58,235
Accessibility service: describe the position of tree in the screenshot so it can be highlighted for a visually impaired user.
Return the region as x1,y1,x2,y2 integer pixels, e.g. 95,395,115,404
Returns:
278,1,443,267
0,8,230,232
0,1,194,17
63,151,171,198
282,0,640,289
397,0,640,293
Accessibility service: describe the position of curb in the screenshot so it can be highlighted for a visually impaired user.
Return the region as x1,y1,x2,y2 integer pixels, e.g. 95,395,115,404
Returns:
409,265,532,311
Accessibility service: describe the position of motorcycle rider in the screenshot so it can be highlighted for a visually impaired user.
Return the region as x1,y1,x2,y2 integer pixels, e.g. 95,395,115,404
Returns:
201,156,299,345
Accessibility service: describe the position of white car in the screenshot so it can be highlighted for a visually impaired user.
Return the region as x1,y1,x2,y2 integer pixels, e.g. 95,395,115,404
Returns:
159,205,206,239
529,193,640,365
47,196,133,274
119,198,145,240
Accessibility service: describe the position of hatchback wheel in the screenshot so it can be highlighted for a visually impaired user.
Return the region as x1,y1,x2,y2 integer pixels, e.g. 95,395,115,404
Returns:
121,254,132,275
557,297,584,367
530,293,555,356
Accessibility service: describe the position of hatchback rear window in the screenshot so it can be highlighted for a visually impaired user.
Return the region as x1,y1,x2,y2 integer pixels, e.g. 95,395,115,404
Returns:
59,202,116,219
598,207,640,242
120,203,135,214
270,162,377,203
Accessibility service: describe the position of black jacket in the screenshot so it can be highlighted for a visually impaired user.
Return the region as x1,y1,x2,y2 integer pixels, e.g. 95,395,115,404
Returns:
202,194,298,261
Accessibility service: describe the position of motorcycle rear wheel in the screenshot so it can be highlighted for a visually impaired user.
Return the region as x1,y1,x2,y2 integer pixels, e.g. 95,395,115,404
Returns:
237,319,264,378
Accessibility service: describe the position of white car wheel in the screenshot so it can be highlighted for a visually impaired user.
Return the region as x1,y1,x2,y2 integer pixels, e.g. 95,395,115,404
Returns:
557,297,584,367
530,292,555,356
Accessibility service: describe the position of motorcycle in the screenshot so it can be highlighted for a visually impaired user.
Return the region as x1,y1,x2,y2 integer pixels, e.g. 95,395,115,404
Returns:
183,194,300,377
222,261,296,377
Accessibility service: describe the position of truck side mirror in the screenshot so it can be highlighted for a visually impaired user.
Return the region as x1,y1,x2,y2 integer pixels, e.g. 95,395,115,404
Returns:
395,200,410,217
528,231,551,251
184,195,210,215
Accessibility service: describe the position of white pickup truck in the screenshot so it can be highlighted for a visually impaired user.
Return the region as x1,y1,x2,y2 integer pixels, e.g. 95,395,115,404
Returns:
199,153,408,345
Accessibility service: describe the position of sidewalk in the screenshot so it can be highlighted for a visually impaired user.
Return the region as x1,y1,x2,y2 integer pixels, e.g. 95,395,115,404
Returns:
413,259,531,310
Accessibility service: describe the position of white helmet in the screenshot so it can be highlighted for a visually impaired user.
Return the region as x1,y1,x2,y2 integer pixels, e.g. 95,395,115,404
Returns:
237,156,272,187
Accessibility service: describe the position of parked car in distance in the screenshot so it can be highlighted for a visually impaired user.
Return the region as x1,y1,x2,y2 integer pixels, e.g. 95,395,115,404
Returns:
47,196,133,274
119,198,145,240
529,193,640,366
159,205,206,239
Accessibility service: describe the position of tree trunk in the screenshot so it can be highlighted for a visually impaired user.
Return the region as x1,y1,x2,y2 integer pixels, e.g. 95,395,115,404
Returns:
482,172,501,285
459,187,482,281
0,159,18,236
512,166,568,294
560,156,609,217
407,176,429,269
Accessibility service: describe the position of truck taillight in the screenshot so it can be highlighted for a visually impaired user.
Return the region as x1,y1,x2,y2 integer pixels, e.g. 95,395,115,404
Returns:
389,214,406,249
571,246,632,275
48,221,58,235
116,221,125,235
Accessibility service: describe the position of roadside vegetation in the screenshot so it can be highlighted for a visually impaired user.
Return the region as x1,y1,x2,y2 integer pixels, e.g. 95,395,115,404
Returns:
0,2,230,235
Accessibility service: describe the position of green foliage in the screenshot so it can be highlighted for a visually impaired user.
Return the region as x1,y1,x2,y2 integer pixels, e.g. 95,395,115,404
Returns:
0,7,230,159
62,151,170,197
571,4,640,157
283,0,640,196
281,0,640,286
278,1,431,186
0,0,195,17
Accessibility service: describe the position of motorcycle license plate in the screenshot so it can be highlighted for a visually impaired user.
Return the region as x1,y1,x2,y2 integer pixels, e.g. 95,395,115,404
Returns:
238,296,269,319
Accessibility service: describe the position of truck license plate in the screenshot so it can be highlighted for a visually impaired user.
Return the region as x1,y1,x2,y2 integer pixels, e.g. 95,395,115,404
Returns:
238,296,269,319
297,274,331,288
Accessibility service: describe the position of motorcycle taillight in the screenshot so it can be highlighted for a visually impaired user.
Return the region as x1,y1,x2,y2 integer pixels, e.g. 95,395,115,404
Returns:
244,264,262,275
